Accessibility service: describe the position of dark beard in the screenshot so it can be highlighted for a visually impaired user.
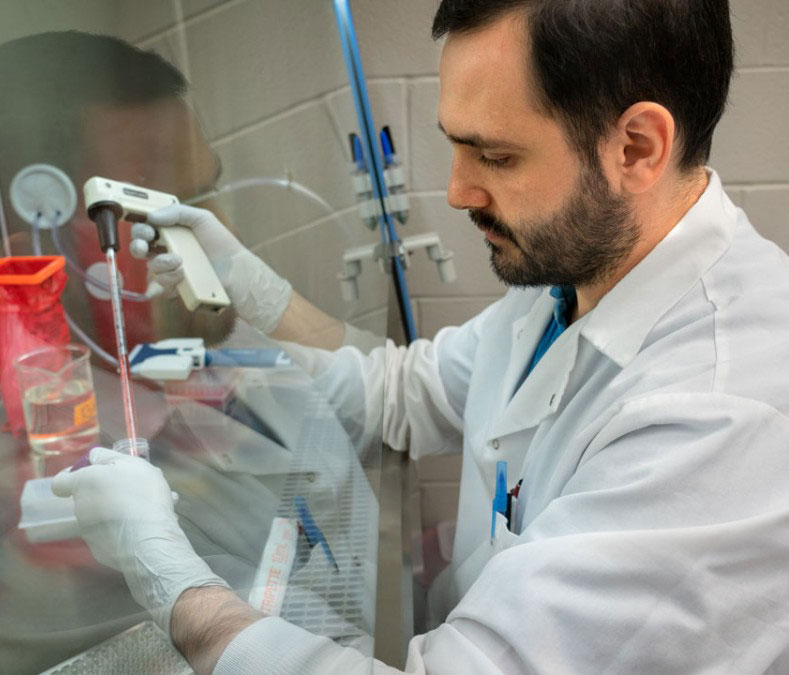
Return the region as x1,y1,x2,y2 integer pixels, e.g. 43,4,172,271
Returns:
469,166,640,288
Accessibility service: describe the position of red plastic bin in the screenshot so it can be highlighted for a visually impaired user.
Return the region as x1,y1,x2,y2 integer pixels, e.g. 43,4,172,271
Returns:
0,256,70,434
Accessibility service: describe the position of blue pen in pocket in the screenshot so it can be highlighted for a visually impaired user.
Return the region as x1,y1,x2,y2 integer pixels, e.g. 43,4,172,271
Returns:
491,461,508,543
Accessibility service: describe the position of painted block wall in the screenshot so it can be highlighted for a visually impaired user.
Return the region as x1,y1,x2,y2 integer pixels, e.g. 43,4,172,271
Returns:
137,0,392,336
353,0,789,339
0,0,395,338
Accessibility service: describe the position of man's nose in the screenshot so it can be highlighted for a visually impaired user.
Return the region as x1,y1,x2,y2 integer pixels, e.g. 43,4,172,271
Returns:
446,153,490,211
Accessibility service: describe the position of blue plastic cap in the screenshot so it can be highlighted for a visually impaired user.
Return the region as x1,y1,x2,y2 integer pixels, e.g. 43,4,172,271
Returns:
380,128,394,165
351,134,365,171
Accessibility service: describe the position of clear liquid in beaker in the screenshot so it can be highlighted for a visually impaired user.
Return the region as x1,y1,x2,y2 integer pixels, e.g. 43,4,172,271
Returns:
22,378,99,455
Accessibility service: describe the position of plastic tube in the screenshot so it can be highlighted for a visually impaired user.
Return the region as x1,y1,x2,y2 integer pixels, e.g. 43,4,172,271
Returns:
28,214,120,367
63,310,118,367
31,214,42,256
0,188,11,257
186,176,335,215
50,224,150,302
113,436,149,460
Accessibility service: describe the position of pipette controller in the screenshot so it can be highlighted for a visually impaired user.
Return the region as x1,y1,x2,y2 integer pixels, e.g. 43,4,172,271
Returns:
83,177,231,313
128,338,292,381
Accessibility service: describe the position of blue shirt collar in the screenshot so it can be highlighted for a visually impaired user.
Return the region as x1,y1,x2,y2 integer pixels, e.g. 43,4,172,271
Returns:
549,285,577,329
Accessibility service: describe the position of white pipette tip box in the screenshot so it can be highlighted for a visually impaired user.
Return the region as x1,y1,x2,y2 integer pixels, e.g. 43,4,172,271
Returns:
17,476,79,543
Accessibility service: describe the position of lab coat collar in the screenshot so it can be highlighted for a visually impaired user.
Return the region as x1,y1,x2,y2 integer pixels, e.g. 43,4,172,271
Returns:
582,170,737,368
489,291,586,440
499,290,555,409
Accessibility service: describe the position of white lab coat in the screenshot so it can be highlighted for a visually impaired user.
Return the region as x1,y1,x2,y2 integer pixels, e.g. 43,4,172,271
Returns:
216,171,789,673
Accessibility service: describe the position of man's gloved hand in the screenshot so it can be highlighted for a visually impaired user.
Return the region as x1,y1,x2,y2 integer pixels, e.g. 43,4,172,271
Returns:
52,447,230,634
131,204,293,335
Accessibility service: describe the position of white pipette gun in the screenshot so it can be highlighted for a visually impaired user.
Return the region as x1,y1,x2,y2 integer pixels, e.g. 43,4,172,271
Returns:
83,177,231,313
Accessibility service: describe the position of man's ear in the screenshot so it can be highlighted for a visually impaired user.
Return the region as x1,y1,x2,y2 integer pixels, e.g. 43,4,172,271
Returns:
603,102,675,195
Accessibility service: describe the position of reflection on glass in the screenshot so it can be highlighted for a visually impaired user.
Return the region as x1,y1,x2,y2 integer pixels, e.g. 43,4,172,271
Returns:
0,6,385,673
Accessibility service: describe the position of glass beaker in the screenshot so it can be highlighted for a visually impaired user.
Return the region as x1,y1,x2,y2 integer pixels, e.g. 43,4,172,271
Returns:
14,344,99,458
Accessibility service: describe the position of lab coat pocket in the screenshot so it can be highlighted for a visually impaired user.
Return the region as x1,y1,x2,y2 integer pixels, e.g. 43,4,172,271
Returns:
453,512,520,602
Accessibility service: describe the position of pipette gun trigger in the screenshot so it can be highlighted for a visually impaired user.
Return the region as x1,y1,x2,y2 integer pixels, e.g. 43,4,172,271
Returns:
83,177,231,313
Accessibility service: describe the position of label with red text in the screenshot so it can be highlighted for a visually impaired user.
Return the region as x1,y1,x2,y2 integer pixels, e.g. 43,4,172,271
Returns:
249,517,298,617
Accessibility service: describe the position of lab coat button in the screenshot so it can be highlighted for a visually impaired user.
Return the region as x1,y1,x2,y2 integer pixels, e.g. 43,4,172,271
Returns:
491,439,500,450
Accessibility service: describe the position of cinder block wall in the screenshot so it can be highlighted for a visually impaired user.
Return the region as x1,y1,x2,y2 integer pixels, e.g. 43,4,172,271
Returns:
139,0,392,338
352,0,789,339
709,0,789,253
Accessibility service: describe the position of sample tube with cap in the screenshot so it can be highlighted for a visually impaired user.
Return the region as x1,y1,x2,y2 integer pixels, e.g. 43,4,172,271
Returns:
69,437,150,472
112,437,149,460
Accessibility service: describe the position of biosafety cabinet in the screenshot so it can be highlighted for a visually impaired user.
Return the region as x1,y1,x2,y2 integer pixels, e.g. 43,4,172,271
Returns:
0,2,444,672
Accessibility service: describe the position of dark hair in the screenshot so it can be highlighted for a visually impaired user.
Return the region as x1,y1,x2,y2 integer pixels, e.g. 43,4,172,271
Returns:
433,0,734,170
0,31,187,179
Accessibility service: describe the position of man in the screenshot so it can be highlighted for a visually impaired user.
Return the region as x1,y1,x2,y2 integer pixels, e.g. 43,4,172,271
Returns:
54,1,789,673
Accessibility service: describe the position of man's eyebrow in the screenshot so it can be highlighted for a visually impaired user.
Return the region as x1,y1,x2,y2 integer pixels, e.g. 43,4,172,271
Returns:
437,121,524,151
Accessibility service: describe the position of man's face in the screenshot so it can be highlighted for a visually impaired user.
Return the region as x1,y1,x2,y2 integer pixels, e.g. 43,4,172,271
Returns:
438,13,639,288
81,97,222,213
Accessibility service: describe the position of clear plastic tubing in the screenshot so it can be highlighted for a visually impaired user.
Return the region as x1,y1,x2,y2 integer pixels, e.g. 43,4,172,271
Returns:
0,187,11,257
50,224,150,302
186,177,334,215
105,247,140,452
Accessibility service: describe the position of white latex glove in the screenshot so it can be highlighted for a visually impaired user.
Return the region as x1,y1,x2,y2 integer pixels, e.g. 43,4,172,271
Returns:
131,204,293,334
52,447,230,634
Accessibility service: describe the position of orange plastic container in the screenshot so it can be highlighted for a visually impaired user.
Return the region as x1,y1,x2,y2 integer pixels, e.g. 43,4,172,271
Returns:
0,256,65,285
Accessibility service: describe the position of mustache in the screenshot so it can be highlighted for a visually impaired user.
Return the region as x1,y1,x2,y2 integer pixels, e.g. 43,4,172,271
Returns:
468,210,516,243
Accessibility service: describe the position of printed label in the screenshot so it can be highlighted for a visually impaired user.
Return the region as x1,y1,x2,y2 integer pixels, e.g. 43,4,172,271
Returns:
248,517,298,617
73,395,97,427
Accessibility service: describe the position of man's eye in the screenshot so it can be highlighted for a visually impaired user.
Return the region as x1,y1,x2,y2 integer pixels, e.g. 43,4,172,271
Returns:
478,154,511,168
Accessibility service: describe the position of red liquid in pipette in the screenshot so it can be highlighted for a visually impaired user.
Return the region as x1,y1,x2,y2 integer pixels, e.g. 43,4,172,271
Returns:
105,248,139,454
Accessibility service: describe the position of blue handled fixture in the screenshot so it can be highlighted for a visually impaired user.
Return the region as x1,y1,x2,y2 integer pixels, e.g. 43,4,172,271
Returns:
332,0,418,343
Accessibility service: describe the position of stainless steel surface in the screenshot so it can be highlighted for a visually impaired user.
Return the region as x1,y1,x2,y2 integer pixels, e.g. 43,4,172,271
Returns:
373,448,412,667
40,621,192,675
